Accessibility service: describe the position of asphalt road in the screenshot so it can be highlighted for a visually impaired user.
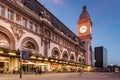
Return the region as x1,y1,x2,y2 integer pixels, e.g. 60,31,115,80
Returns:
0,72,120,80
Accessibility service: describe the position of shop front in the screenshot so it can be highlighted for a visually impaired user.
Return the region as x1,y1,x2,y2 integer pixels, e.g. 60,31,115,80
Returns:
0,49,86,74
0,55,19,74
0,56,9,73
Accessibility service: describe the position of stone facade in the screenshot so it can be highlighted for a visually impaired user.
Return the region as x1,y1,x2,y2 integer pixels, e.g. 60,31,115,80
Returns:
0,0,91,73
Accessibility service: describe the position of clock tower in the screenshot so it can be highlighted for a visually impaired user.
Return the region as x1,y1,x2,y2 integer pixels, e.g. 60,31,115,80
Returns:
78,6,92,66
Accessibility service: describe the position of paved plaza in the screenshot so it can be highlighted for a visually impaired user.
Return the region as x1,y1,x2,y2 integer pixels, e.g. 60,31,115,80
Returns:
0,72,120,80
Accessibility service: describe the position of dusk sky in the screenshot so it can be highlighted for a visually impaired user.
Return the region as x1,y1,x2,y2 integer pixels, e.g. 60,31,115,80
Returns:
38,0,120,66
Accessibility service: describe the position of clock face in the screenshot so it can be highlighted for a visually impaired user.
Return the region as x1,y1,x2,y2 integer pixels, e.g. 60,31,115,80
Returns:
79,25,87,33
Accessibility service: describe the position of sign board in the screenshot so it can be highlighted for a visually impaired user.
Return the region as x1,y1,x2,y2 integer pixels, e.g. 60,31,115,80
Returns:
115,68,119,74
22,50,30,60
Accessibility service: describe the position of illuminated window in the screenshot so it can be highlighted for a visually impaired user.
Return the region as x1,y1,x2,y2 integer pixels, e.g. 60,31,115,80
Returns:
0,5,5,16
7,9,13,20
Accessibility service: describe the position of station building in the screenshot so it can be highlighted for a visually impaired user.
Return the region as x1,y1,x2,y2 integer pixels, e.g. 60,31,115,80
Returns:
0,0,92,73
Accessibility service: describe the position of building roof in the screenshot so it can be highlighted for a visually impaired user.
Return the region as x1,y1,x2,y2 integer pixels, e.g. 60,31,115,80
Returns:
21,0,83,45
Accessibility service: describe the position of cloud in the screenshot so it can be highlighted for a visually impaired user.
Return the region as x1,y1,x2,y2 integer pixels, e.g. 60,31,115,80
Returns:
47,0,63,4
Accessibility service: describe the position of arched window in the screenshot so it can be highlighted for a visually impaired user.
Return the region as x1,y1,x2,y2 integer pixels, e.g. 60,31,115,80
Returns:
22,37,39,55
79,58,82,63
0,34,9,48
70,54,74,62
62,51,68,61
52,50,59,59
22,41,36,50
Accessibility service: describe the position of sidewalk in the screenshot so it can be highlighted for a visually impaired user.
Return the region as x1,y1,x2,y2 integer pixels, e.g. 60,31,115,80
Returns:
0,72,120,80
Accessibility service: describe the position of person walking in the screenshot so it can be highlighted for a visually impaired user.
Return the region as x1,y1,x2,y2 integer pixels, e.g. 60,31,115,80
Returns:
35,68,38,75
79,68,83,76
39,67,42,75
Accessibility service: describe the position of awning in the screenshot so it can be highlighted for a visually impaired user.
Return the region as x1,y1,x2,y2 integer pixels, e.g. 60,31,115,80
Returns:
52,63,59,67
22,61,35,64
40,63,47,66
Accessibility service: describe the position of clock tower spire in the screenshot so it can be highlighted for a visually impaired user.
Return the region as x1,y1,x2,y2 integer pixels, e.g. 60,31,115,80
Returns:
78,5,92,66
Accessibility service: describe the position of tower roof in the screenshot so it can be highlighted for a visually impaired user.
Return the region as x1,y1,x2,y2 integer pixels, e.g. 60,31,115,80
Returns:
79,5,90,20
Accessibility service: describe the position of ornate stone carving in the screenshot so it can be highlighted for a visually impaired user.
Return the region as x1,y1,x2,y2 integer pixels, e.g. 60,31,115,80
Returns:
11,24,24,40
41,7,51,23
10,0,23,3
59,45,63,53
41,7,48,19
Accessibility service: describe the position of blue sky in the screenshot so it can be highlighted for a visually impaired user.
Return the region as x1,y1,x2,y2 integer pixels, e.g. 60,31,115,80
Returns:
38,0,120,66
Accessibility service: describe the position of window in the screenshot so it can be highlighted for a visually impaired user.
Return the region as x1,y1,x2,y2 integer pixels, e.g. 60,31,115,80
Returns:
8,9,13,20
55,35,57,41
33,24,38,32
0,34,10,48
16,14,21,22
0,5,4,16
52,34,54,40
22,18,27,27
28,21,32,30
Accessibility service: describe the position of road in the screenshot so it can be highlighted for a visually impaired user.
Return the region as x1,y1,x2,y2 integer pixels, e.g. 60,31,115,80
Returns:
0,72,120,80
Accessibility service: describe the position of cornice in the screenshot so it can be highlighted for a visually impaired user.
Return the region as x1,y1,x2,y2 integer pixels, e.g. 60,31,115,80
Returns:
3,0,41,24
0,16,42,39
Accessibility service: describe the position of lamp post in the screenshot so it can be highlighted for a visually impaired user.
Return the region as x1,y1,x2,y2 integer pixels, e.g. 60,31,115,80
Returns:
94,59,96,66
19,48,30,79
110,64,113,72
20,49,22,80
80,56,84,73
94,59,96,72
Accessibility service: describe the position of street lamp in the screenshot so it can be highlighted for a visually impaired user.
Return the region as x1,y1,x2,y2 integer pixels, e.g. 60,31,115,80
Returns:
110,64,113,72
81,56,84,72
94,59,96,66
110,64,113,66
19,49,22,80
93,59,96,72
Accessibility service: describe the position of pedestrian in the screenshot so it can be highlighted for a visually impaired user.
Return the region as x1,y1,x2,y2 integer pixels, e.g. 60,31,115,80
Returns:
35,68,38,75
13,68,15,74
39,67,42,75
79,68,83,76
